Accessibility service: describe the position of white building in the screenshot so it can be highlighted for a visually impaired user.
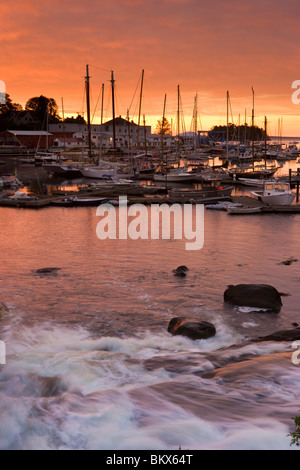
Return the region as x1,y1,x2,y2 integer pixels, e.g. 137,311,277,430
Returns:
49,116,173,152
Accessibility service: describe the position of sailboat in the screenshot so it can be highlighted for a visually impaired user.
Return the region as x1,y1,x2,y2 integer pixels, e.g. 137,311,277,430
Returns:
35,104,61,165
79,68,135,180
153,86,196,183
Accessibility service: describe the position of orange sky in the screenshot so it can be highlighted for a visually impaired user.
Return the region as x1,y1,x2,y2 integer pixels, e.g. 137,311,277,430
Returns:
2,0,300,136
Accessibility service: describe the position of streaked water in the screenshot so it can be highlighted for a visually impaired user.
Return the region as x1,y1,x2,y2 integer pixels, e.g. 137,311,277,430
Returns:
0,200,300,450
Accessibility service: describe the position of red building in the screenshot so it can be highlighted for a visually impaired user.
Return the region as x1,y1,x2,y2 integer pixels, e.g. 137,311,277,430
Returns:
0,130,54,149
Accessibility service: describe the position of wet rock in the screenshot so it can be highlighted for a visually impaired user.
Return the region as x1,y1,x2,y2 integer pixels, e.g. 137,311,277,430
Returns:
173,266,189,277
224,284,282,313
255,327,300,342
35,267,61,274
168,316,216,340
278,257,298,266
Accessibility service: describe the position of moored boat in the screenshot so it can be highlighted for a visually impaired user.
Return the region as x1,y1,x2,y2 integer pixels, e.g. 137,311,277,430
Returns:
226,205,262,214
251,181,295,206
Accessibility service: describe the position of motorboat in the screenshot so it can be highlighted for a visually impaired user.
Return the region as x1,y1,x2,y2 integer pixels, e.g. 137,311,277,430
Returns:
153,169,195,183
206,201,243,210
169,185,234,199
51,196,110,207
42,162,84,177
251,181,295,206
238,178,267,187
284,144,299,158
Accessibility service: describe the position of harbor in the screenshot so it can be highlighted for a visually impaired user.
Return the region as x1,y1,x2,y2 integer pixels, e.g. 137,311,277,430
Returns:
2,0,300,450
1,147,300,214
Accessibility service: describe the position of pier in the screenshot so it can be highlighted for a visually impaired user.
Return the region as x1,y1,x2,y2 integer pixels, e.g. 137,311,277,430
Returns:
1,190,300,213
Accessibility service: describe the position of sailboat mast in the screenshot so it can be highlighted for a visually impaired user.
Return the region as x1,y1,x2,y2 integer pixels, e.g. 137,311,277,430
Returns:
226,90,229,162
61,97,66,152
264,115,267,168
251,86,255,168
143,114,147,156
46,101,49,151
98,83,104,165
136,69,144,149
193,94,198,149
85,64,92,159
111,70,116,151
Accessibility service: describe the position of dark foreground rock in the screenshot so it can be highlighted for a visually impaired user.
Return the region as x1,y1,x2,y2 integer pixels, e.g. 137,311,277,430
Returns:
255,327,300,342
36,267,61,274
168,316,216,340
224,283,282,313
173,266,189,277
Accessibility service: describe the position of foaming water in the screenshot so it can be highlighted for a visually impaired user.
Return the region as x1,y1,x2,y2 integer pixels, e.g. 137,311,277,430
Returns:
1,205,300,449
0,322,298,450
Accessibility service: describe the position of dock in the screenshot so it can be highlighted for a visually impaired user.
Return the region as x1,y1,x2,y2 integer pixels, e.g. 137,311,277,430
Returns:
1,191,300,213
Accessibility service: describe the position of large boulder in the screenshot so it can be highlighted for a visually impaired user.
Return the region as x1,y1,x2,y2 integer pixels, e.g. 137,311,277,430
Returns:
168,316,216,340
224,284,282,313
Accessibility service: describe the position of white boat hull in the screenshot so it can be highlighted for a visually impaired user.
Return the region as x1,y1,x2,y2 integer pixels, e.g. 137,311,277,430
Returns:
227,206,262,214
153,173,194,182
80,167,117,178
251,191,295,206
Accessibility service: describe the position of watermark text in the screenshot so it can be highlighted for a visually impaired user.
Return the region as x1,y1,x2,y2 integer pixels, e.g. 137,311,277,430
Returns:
96,196,204,251
292,340,300,365
0,81,5,104
0,340,6,365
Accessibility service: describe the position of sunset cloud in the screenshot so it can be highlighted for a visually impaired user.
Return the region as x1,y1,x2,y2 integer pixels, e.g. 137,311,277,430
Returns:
2,0,300,134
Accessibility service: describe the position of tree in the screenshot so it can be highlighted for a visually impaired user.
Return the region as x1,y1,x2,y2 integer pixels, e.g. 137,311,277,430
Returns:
0,94,23,131
0,94,23,115
25,95,60,126
64,115,86,124
210,123,268,142
289,416,300,446
155,117,171,135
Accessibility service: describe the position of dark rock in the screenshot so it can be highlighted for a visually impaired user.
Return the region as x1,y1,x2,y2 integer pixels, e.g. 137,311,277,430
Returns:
255,327,300,342
173,270,186,277
176,265,189,272
278,257,298,266
168,316,216,340
224,284,282,313
36,267,61,274
173,266,189,277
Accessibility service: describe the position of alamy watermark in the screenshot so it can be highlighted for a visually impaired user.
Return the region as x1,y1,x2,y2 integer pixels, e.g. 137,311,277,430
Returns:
96,196,204,251
292,341,300,365
0,80,5,104
291,80,300,104
0,340,6,365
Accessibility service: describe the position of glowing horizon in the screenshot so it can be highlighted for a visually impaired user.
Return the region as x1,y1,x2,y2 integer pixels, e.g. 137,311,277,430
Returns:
2,0,300,136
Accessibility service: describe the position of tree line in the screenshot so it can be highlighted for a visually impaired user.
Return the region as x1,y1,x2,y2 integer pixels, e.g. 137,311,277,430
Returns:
0,94,86,131
0,94,268,141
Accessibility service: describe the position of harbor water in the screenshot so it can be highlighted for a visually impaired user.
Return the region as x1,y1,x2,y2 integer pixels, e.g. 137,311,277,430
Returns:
1,196,300,450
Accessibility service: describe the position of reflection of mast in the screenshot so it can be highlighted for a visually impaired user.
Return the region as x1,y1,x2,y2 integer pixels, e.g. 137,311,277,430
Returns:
136,69,144,149
85,64,92,159
111,70,116,150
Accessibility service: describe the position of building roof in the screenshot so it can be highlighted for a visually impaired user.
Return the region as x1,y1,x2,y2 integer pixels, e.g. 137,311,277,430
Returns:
103,116,138,127
8,130,52,136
